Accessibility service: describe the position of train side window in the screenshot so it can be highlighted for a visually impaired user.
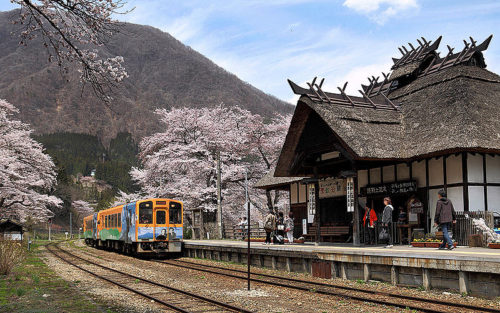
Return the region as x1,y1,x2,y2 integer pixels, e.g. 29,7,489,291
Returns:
169,202,182,224
118,213,121,227
113,214,116,228
156,210,166,224
139,201,153,224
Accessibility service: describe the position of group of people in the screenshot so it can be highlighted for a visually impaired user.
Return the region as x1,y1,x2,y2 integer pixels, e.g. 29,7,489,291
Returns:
363,197,394,248
263,210,294,245
364,189,456,250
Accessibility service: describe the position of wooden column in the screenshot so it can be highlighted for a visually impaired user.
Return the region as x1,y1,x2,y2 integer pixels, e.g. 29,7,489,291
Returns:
462,152,469,211
353,175,360,246
314,167,321,245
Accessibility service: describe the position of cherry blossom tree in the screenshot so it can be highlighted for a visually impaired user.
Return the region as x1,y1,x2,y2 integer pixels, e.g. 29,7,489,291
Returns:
10,0,129,101
0,99,62,222
111,189,141,207
71,199,94,225
131,105,250,213
245,113,292,213
131,104,291,223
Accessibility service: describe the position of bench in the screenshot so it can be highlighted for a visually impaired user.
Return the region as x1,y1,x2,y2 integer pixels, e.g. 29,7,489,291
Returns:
304,225,350,242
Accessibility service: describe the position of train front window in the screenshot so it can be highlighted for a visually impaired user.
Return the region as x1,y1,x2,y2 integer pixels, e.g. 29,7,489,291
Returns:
156,210,166,224
139,201,153,224
169,202,182,224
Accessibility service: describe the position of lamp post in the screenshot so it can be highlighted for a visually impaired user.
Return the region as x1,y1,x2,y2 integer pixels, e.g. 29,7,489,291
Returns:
245,169,251,291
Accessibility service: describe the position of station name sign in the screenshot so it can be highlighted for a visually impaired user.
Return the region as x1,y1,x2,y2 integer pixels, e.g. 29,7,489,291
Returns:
362,181,417,196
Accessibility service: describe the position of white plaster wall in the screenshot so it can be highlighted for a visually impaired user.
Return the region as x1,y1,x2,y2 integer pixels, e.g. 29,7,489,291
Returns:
383,165,395,183
486,155,500,183
429,157,444,186
467,153,484,183
447,186,464,212
290,183,298,204
468,186,485,211
487,186,500,213
446,154,462,184
370,168,381,184
428,188,440,232
412,161,426,187
397,163,410,181
358,170,368,192
298,183,307,203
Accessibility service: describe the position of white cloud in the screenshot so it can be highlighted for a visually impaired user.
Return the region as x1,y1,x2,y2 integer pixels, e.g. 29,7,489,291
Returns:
343,0,419,24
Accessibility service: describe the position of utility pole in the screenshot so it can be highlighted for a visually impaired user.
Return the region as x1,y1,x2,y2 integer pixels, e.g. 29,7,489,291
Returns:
216,151,223,239
245,169,251,291
69,212,72,239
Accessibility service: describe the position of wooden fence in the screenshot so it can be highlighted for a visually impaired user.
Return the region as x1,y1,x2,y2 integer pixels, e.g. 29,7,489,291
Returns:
454,211,494,246
223,223,266,240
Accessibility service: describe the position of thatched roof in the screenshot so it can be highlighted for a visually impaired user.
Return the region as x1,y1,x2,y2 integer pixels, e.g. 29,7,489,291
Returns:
254,167,303,189
276,48,500,177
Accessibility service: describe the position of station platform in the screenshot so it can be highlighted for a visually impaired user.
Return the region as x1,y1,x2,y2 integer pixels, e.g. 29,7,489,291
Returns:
183,240,500,298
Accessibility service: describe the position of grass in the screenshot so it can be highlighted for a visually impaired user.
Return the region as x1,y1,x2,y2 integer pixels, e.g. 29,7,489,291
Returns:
0,240,121,313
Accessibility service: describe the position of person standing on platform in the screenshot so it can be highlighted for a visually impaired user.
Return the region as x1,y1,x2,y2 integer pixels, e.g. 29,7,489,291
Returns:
434,189,456,250
382,197,394,248
285,211,295,244
276,211,285,243
263,210,277,245
363,205,377,245
240,217,248,241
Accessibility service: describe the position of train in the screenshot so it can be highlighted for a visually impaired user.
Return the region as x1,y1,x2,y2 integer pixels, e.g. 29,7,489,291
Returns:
83,198,183,254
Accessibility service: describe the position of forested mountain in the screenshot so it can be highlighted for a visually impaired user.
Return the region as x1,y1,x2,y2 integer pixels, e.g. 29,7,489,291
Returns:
35,132,138,193
0,10,293,145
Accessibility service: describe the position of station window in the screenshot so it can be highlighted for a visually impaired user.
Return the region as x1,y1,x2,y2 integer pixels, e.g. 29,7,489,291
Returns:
169,202,182,224
139,201,153,224
156,210,166,224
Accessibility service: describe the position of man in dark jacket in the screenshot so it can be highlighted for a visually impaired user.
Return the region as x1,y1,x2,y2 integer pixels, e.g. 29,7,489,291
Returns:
434,189,457,250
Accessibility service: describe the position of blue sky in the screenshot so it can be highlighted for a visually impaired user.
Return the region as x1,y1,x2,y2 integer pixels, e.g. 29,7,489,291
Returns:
1,0,499,103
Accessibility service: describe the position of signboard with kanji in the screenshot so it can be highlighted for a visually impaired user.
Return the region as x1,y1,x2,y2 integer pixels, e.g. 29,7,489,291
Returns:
307,184,315,223
319,178,346,198
362,181,417,196
346,177,354,212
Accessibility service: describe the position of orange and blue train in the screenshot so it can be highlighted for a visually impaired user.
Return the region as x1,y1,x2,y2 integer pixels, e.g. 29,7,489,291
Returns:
82,198,183,254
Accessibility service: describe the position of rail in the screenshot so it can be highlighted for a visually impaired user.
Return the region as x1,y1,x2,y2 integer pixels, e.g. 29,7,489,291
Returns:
154,259,500,313
46,243,252,313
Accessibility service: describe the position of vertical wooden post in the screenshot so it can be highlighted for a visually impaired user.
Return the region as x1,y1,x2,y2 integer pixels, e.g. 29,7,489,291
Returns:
353,175,360,246
314,167,321,245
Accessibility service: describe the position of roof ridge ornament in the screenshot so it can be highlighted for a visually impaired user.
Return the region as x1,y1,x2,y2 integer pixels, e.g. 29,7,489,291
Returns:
287,78,400,111
419,34,493,77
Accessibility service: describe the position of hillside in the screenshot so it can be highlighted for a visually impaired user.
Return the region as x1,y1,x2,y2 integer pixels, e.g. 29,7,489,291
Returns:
0,10,293,144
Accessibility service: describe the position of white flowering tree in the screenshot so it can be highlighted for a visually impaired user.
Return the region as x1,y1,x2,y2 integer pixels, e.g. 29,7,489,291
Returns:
11,0,129,101
71,200,94,225
132,105,291,222
111,190,141,207
0,99,62,222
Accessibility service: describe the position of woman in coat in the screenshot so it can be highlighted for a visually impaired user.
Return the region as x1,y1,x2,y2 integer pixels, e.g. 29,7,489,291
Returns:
284,211,294,244
382,197,394,248
363,205,377,245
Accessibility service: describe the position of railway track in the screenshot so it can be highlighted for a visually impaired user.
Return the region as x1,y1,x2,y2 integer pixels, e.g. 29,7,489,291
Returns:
46,244,252,313
154,258,500,313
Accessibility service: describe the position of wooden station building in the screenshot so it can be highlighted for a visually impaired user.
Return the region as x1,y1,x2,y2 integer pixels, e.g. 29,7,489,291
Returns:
257,35,500,245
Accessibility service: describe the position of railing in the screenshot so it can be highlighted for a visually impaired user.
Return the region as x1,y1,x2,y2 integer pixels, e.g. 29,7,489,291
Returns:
454,211,494,246
223,223,267,240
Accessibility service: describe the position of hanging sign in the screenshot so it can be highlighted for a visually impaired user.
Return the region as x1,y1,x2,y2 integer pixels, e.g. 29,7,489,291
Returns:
319,178,346,198
346,177,354,212
302,218,307,235
362,181,417,196
307,184,315,223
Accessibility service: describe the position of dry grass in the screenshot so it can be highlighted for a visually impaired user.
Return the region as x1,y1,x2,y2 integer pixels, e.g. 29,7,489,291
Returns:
0,239,26,275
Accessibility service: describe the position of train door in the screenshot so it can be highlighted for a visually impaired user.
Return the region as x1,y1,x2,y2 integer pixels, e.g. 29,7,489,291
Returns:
168,201,183,240
155,208,167,240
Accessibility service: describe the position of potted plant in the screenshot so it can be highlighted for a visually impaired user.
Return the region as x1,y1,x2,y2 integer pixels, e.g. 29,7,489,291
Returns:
424,238,442,248
488,239,500,249
411,238,425,247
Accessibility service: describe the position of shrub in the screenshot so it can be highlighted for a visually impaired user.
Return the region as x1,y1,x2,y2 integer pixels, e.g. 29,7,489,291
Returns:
0,239,26,275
